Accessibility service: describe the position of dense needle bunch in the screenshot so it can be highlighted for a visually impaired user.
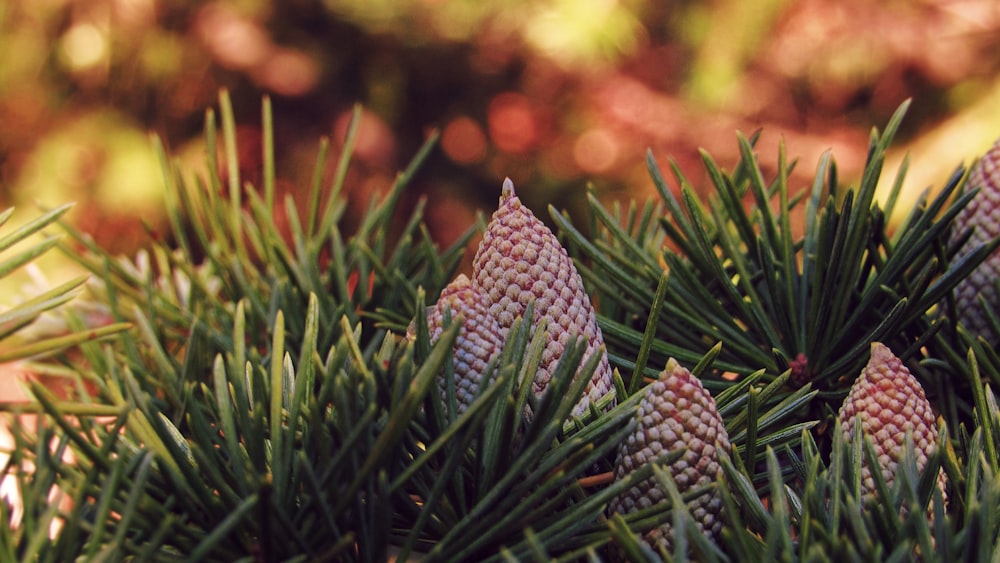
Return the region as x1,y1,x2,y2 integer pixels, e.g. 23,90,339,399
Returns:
10,95,1000,561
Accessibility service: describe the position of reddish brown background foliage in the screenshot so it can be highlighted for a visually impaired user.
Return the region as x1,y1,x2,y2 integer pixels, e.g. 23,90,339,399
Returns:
1,0,999,262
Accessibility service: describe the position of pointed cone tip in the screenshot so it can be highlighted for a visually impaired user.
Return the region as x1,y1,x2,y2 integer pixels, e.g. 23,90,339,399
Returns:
501,177,516,199
664,357,688,378
440,273,476,298
869,341,892,363
865,342,909,381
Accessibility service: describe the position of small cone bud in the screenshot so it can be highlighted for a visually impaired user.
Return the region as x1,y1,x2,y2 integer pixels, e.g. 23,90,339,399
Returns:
608,358,730,553
472,178,615,415
950,138,1000,343
837,342,946,502
418,274,503,414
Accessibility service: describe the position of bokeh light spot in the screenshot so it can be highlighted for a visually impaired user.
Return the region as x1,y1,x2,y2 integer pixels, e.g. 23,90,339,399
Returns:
114,0,156,28
525,0,644,69
573,128,619,173
258,48,319,97
195,3,269,70
442,116,487,164
60,24,107,71
488,92,537,154
334,109,395,167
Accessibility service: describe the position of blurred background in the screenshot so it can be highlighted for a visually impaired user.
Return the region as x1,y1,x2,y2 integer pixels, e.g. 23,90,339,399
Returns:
1,0,998,540
2,0,1000,276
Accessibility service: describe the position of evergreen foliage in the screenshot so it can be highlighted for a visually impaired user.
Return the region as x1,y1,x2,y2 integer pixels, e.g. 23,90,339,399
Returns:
0,93,998,561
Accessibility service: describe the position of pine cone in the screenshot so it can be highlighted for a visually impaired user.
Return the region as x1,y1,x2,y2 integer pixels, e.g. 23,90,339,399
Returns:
418,274,504,414
837,342,946,502
608,358,730,553
950,138,1000,344
472,178,615,416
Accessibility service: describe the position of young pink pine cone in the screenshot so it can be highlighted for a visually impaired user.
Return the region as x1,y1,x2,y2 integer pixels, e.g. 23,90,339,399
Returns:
472,178,615,416
837,342,946,502
608,358,730,553
950,138,1000,344
419,274,504,414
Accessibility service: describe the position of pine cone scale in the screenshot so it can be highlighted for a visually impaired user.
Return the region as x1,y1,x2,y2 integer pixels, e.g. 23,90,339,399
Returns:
417,274,504,414
836,342,945,501
609,358,730,553
471,178,615,415
950,139,1000,343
